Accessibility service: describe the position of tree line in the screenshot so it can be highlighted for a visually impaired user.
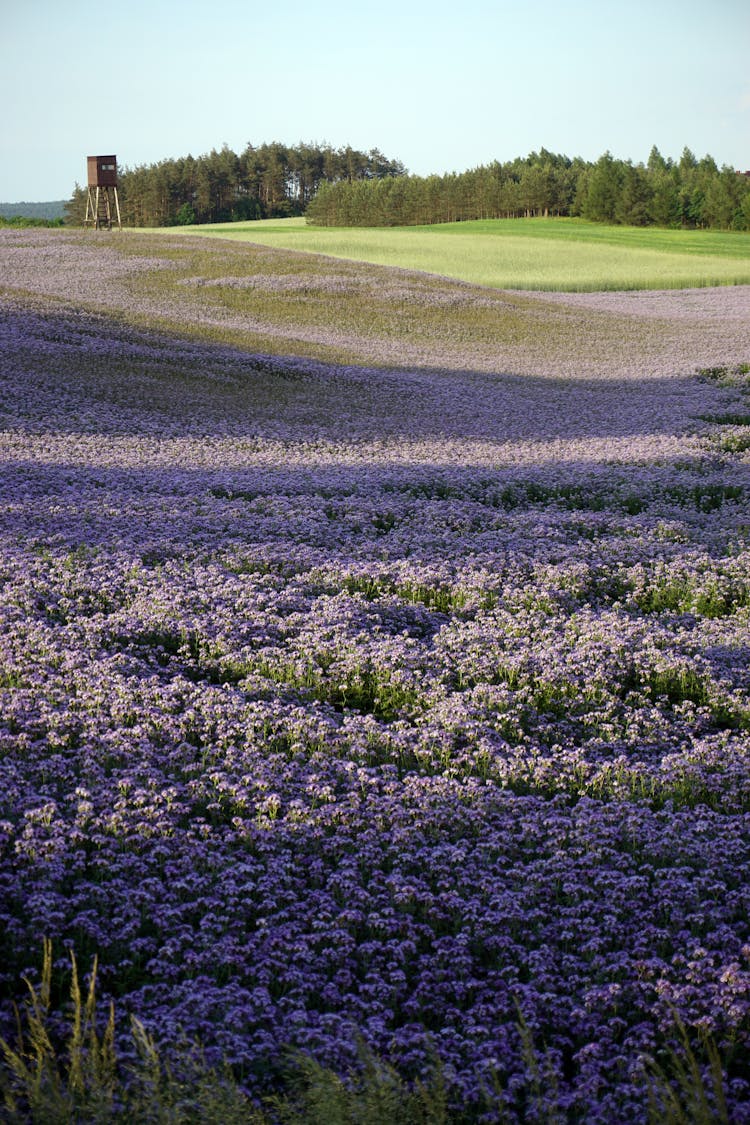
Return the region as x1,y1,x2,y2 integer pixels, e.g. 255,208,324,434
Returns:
305,147,750,230
64,143,750,231
65,142,406,227
0,200,66,221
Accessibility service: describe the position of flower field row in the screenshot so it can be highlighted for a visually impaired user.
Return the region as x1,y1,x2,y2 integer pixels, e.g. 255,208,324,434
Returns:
1,231,750,1121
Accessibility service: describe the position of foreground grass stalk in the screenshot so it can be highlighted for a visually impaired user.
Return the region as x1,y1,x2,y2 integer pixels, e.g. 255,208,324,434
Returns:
0,942,258,1123
643,1009,731,1125
0,938,116,1121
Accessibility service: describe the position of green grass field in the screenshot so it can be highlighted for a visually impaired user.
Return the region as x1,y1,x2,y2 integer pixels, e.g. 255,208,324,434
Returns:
159,216,750,291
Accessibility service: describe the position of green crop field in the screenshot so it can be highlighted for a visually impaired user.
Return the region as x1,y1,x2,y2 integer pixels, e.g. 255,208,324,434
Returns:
159,216,750,292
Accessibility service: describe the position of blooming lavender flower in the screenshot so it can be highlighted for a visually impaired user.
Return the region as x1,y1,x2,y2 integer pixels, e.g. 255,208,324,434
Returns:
1,230,750,1121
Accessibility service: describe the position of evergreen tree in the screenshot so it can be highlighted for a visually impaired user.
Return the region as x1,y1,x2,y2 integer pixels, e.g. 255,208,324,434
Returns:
648,168,681,227
616,163,652,226
582,152,623,222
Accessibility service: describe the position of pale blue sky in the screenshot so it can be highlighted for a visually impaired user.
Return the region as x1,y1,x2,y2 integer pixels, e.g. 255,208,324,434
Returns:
2,0,749,201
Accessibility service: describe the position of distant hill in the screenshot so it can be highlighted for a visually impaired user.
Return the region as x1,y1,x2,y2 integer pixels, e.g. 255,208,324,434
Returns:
0,200,67,220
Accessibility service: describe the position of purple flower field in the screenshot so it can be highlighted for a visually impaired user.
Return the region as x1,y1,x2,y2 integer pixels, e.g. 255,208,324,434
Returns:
2,230,750,1121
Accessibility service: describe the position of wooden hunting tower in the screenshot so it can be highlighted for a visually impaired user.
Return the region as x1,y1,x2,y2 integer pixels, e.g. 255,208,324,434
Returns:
84,155,121,229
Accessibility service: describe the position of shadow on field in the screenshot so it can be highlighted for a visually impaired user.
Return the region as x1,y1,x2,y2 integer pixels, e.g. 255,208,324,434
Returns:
0,299,729,446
